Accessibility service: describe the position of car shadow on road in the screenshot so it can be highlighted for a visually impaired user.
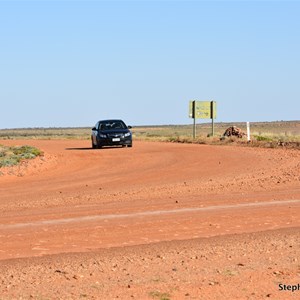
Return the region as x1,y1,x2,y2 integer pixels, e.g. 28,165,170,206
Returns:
65,146,124,151
65,147,94,151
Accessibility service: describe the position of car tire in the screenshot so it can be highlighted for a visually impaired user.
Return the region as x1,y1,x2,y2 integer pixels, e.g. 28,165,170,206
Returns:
92,139,97,149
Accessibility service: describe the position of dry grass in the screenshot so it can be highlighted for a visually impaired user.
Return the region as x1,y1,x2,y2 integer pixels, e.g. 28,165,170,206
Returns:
0,127,90,140
133,121,300,140
132,121,300,149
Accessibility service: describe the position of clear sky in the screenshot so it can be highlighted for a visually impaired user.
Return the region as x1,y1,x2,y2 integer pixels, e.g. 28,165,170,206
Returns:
0,0,299,128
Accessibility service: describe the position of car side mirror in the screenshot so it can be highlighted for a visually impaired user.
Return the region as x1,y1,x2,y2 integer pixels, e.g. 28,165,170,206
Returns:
128,125,132,129
92,127,97,131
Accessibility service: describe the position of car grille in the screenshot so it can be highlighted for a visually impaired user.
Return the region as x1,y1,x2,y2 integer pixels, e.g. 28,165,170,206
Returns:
107,133,123,138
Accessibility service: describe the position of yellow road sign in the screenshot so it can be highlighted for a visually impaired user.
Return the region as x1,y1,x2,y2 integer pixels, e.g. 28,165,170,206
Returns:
189,100,217,119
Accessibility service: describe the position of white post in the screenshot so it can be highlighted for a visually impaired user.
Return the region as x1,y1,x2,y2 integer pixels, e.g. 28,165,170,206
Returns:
247,122,251,142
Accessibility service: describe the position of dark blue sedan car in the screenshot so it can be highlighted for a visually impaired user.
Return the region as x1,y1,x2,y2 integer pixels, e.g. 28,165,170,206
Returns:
91,119,132,149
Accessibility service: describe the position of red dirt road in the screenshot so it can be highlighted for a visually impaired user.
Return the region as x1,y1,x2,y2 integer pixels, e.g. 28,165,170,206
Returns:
0,140,299,299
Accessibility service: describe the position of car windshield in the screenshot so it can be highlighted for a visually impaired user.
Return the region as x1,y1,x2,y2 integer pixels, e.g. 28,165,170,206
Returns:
99,121,126,130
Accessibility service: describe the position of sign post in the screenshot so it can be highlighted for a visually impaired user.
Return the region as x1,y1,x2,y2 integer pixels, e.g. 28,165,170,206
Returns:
189,100,217,139
210,101,216,137
193,101,196,139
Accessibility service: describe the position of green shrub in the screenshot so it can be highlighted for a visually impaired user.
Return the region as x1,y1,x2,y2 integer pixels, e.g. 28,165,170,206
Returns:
254,135,273,142
0,158,19,167
0,145,43,168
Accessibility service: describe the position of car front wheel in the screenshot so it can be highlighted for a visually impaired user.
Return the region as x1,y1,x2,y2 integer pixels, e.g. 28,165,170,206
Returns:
91,138,97,149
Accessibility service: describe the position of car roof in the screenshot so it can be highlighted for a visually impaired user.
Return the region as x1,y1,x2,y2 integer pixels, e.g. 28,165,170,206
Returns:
98,119,124,123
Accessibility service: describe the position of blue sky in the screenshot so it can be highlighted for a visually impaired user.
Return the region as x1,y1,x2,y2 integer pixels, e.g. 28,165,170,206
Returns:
0,0,299,128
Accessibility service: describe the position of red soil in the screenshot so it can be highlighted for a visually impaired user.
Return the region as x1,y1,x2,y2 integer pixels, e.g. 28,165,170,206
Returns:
0,140,299,299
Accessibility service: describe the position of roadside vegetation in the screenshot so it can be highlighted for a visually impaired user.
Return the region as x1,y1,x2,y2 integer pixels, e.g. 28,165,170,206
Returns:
0,121,299,149
0,127,89,140
133,121,300,149
0,145,43,168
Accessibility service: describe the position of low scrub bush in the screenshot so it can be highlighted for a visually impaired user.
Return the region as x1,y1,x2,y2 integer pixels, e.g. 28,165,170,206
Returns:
254,135,273,142
0,145,43,168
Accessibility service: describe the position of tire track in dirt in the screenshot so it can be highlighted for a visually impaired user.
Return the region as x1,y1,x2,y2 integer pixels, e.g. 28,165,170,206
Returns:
1,198,300,260
0,199,299,229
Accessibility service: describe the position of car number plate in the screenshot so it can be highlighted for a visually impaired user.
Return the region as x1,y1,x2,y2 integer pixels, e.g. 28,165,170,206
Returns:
112,138,120,142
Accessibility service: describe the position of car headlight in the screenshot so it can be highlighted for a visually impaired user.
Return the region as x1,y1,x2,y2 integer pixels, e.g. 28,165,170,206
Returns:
99,133,107,138
124,132,131,137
